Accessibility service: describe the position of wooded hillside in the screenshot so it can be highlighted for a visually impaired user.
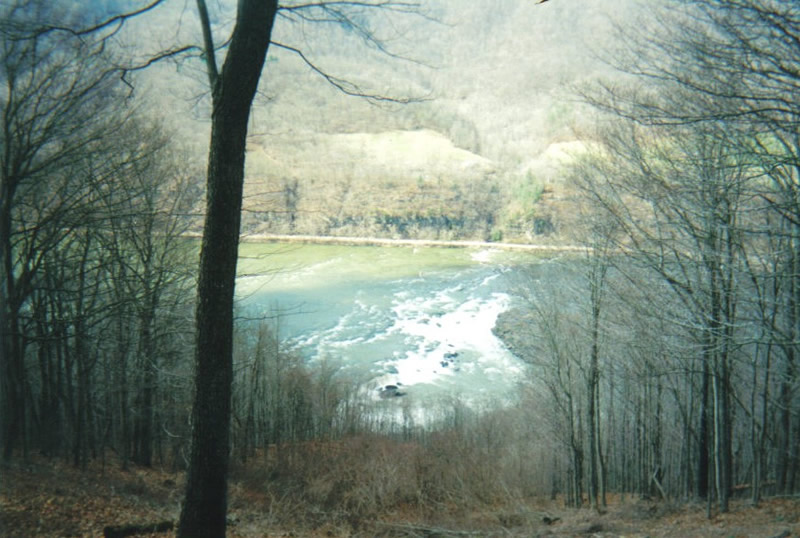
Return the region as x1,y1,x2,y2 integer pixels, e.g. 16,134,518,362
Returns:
130,0,628,242
3,1,799,536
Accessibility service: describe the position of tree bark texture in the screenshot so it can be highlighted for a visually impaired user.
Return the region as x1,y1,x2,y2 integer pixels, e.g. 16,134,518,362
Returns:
176,1,278,537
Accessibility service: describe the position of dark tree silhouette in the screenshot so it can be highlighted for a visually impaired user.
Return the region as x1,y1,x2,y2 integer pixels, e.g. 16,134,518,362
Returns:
176,1,279,536
178,2,426,534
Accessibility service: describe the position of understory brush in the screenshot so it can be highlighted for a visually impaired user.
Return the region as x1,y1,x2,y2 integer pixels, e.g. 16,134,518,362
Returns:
228,433,529,531
2,450,798,537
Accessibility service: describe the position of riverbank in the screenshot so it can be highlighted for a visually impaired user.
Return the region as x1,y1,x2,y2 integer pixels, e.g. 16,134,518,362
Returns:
234,232,590,253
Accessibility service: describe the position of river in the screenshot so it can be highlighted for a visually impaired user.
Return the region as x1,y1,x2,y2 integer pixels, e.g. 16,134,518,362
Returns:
235,242,548,404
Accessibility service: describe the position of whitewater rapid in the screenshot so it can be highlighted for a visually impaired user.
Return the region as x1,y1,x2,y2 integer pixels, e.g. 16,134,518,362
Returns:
237,245,529,402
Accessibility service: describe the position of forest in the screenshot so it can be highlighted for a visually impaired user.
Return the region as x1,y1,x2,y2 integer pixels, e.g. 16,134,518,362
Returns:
1,0,799,537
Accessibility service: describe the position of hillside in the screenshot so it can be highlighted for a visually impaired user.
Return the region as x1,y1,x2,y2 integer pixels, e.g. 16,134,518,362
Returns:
3,456,798,537
128,0,639,242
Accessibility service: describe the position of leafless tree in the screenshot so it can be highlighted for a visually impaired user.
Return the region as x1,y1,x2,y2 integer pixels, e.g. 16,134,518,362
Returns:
0,0,142,460
573,0,800,510
178,1,427,535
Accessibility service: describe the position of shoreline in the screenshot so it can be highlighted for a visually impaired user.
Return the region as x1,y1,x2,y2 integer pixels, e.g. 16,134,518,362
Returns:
230,233,590,253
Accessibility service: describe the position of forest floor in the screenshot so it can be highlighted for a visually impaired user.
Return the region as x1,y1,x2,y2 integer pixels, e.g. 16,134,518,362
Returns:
1,456,799,537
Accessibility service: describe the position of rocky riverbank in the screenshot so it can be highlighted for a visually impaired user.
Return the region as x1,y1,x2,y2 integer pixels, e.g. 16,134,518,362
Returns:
492,307,538,366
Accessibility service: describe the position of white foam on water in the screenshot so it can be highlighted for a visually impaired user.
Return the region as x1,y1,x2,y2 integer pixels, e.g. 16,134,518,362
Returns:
471,249,500,264
378,281,521,391
270,260,527,404
480,273,500,287
296,297,388,351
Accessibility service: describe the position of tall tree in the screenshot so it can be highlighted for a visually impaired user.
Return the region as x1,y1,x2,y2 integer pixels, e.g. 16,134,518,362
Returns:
178,1,425,534
584,236,610,511
176,1,278,536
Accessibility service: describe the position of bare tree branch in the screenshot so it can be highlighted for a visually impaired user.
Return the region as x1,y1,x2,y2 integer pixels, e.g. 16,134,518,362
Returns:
118,44,204,94
21,0,169,39
271,41,430,103
195,0,220,90
277,0,437,67
279,1,423,15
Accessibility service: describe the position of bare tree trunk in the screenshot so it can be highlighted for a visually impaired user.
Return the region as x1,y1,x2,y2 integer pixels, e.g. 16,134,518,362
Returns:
1,205,27,461
697,360,711,500
176,1,277,536
587,333,600,510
